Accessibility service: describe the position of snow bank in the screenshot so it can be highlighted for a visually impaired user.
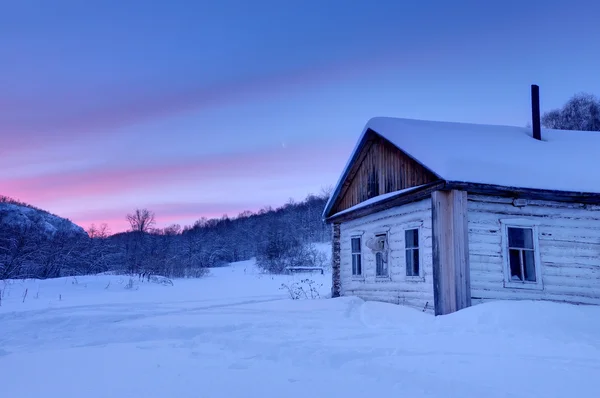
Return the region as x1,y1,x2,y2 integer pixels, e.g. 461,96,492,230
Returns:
1,259,599,398
0,259,332,313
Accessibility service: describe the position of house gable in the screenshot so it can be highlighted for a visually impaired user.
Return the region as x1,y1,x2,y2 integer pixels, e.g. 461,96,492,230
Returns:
327,130,439,217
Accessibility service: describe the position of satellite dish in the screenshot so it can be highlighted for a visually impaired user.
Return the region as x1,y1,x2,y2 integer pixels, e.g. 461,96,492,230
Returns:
365,234,386,252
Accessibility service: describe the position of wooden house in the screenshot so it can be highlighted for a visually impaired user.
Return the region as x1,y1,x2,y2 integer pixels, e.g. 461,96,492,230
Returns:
323,86,600,315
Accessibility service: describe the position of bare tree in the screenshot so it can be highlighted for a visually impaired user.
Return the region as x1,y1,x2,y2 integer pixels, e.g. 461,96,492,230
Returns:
97,223,111,238
319,184,333,200
87,223,111,238
126,209,156,233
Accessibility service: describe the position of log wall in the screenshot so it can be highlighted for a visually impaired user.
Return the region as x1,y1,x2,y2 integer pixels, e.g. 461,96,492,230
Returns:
468,195,600,305
339,198,434,313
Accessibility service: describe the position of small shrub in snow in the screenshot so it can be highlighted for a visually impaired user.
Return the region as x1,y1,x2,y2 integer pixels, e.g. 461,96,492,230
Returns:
280,279,322,300
148,275,174,286
124,278,135,290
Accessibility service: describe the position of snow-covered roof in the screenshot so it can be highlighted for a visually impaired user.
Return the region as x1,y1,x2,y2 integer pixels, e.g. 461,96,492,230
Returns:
328,185,427,218
324,117,600,218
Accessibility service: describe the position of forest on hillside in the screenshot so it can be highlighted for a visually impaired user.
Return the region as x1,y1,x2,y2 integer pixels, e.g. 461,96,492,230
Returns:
0,194,331,280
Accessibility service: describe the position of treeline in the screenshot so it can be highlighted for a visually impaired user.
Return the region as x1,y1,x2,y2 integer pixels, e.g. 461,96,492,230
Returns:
105,193,330,277
542,92,600,131
0,225,99,279
0,193,331,279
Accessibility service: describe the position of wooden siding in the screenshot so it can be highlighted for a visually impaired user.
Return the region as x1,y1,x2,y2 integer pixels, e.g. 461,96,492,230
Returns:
331,135,438,215
339,198,434,313
432,190,471,315
468,194,600,305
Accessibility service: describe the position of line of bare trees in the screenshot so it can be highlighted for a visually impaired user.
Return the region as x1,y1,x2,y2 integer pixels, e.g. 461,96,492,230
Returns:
1,193,331,280
0,224,113,280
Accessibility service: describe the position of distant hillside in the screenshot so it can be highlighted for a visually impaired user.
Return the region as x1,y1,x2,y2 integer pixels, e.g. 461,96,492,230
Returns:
0,196,86,237
1,196,90,279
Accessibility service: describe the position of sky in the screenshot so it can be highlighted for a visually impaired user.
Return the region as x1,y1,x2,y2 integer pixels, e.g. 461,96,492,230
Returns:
2,0,600,233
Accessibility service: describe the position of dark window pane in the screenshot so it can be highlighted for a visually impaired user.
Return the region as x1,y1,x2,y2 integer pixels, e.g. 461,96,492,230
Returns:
352,254,362,275
523,229,534,249
508,227,534,249
405,229,418,248
367,169,379,199
357,255,361,275
508,227,522,247
351,238,361,253
412,249,420,276
523,250,536,282
406,249,419,276
375,234,386,251
509,249,523,281
376,252,387,276
405,249,413,276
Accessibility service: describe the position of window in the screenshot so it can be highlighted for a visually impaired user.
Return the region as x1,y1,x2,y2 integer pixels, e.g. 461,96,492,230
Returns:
351,237,362,276
507,227,536,282
375,233,388,277
501,220,542,289
367,169,379,199
405,228,419,276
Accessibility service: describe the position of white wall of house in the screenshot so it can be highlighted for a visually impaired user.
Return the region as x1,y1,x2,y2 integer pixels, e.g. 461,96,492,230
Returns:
339,198,434,312
468,194,600,305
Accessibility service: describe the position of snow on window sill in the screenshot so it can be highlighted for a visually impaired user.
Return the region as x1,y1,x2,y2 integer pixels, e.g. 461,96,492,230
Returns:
375,276,391,282
351,276,365,282
405,275,425,282
503,280,544,290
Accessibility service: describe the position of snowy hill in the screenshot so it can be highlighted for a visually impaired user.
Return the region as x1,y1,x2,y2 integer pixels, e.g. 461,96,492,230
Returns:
1,258,600,398
0,198,89,279
0,199,85,237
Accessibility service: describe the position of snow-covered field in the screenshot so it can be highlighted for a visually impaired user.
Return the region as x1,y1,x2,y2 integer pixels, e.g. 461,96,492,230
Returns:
2,258,600,398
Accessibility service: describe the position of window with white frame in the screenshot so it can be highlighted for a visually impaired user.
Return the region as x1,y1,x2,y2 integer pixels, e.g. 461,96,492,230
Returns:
405,228,419,276
374,233,388,277
507,227,536,282
351,237,362,276
501,220,542,288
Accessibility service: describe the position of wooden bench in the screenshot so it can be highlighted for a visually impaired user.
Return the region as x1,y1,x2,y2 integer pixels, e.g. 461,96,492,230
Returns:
285,266,325,275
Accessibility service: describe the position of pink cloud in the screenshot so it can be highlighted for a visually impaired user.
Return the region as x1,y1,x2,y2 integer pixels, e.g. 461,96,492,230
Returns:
71,201,262,233
1,143,345,203
1,140,351,230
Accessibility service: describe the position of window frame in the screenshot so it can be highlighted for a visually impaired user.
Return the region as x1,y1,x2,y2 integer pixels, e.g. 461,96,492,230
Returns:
374,232,390,279
404,226,422,280
500,219,543,290
350,235,363,279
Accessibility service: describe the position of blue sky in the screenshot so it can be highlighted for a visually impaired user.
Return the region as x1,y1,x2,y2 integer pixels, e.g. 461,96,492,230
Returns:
1,0,599,231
